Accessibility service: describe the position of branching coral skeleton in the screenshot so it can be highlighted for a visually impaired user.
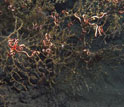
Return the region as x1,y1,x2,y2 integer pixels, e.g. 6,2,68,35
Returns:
7,17,40,58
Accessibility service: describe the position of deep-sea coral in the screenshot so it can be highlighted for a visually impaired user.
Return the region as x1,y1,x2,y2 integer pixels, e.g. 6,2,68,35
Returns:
0,0,123,94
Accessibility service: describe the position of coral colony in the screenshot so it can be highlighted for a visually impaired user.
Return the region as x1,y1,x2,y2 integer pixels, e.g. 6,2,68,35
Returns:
0,0,123,94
